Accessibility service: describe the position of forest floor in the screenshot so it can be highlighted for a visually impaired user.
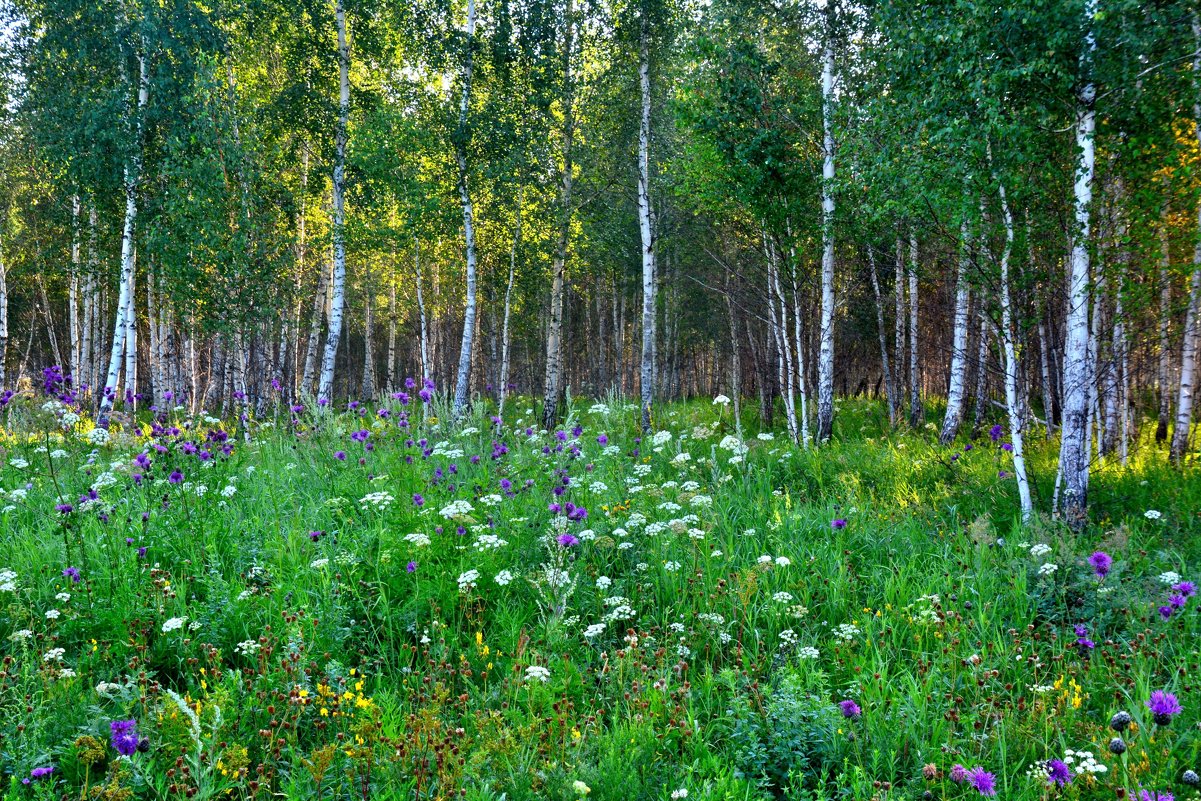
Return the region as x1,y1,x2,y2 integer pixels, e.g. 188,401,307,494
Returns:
0,394,1198,801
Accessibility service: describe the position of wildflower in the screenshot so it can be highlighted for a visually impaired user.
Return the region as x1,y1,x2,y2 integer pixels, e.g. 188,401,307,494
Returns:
1146,690,1181,725
494,570,513,586
671,790,689,800
161,617,186,633
62,566,81,583
1182,771,1200,787
1109,737,1126,754
406,561,418,573
573,781,591,796
838,699,862,720
967,767,997,797
1137,791,1174,801
831,518,847,530
169,469,184,484
1043,759,1073,787
989,424,1003,442
1110,711,1132,731
109,719,142,756
29,766,54,780
583,623,606,639
1088,551,1112,579
1173,581,1196,598
525,665,550,683
950,765,969,783
1144,509,1162,520
557,533,580,548
713,394,731,406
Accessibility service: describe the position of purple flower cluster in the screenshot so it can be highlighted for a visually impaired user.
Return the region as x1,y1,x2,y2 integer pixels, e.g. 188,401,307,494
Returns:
109,719,143,756
950,765,996,797
1157,579,1195,620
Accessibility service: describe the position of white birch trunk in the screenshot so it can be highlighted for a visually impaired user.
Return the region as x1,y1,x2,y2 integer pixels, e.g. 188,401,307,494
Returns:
894,237,905,423
939,220,972,444
997,176,1034,521
451,0,479,414
123,261,137,408
362,273,376,400
907,235,922,426
765,234,798,444
637,13,656,433
541,4,574,427
816,16,836,442
1056,0,1098,523
317,0,351,403
99,45,149,423
1170,16,1201,465
69,196,81,384
386,273,397,394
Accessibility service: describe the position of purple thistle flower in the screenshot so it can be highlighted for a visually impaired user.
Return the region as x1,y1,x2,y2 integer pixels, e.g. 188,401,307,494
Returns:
1146,690,1182,725
831,518,847,530
406,561,417,573
597,434,608,445
989,424,1003,442
1173,581,1196,598
412,493,424,507
168,470,184,484
966,767,997,797
838,699,861,719
334,451,347,461
30,766,54,780
1139,792,1175,801
950,765,969,783
55,503,74,514
62,566,81,583
1159,605,1173,620
1088,551,1113,579
1044,758,1073,787
557,533,580,548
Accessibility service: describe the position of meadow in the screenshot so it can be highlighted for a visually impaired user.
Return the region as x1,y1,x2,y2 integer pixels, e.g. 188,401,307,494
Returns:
0,385,1198,801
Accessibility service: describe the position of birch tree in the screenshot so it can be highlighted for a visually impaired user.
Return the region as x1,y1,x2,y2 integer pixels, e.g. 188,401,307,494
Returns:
637,7,656,433
815,1,836,443
1169,16,1201,465
1056,0,1098,523
938,219,972,444
316,0,351,403
99,35,149,423
451,0,479,415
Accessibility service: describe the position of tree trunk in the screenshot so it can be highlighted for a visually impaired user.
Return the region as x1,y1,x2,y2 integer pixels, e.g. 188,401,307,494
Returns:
362,272,376,401
69,196,81,384
1055,0,1097,523
939,221,972,444
1170,16,1201,465
997,175,1034,521
637,11,655,433
868,246,895,425
0,224,7,389
1157,215,1174,443
907,235,922,426
99,43,149,424
816,15,836,442
317,0,351,403
414,239,431,381
498,191,520,422
894,236,905,422
386,272,397,394
541,17,574,428
451,0,479,415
